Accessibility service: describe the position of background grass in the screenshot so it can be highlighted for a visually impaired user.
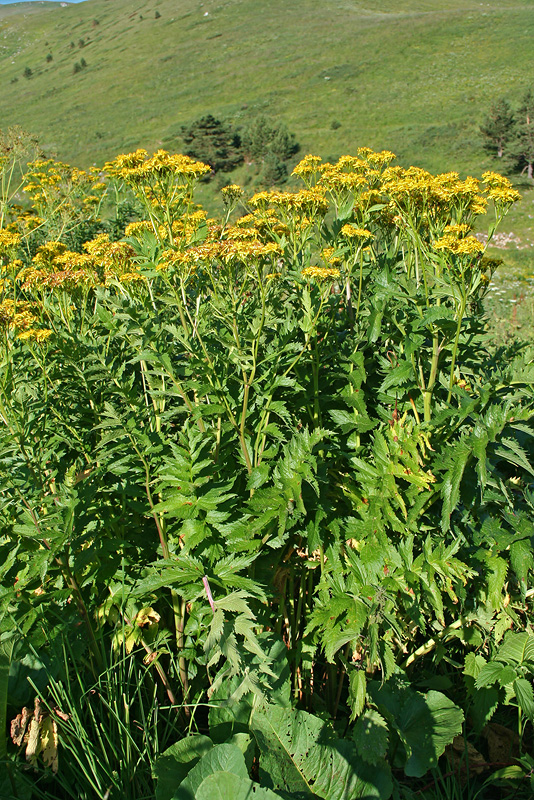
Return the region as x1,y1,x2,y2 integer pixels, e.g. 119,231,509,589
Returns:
1,0,534,333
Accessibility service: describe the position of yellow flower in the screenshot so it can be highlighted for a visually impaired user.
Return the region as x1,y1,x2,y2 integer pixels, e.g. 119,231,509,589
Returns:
340,224,373,240
125,220,153,237
221,184,244,203
0,230,21,252
486,187,521,205
292,155,323,177
433,234,484,256
301,266,340,280
443,224,470,236
18,328,52,343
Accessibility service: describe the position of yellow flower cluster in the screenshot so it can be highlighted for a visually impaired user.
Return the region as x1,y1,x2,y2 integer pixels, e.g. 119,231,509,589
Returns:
125,221,154,237
105,150,211,183
382,167,487,220
18,234,147,290
249,189,329,217
0,298,36,331
443,224,471,237
17,328,52,343
301,266,341,281
84,234,142,284
433,234,485,257
0,229,21,255
321,248,343,268
340,225,373,240
221,184,244,203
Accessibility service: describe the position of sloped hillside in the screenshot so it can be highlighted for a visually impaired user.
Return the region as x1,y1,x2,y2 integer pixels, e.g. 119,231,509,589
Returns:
0,0,533,174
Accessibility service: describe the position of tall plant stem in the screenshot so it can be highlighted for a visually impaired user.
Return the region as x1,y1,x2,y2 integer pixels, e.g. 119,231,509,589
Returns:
355,250,364,320
174,594,190,717
136,443,191,711
311,336,321,428
423,328,441,423
239,381,253,475
447,295,466,404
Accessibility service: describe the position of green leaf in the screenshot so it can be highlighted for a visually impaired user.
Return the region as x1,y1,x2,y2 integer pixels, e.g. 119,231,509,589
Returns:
485,555,508,611
380,361,413,393
476,661,505,689
174,744,249,800
352,710,389,766
401,691,463,777
513,678,534,720
329,409,358,432
510,538,534,586
497,633,534,666
250,703,391,799
369,683,463,778
247,463,271,491
195,772,283,800
471,687,499,732
349,670,367,722
154,735,213,800
498,666,518,686
441,440,471,532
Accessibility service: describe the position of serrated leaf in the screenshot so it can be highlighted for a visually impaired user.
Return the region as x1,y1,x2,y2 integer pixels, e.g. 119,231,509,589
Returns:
475,661,505,689
352,710,389,765
471,688,499,732
380,361,413,393
349,670,367,722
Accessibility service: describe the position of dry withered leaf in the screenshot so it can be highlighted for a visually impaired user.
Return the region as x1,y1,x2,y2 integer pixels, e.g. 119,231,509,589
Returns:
40,716,59,773
10,706,32,747
483,722,520,763
445,734,487,781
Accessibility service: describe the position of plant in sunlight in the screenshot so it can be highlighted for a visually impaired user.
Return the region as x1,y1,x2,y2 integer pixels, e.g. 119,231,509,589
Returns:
0,140,532,800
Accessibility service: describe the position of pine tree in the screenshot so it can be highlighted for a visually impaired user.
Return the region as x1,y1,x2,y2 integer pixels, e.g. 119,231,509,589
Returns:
180,115,242,173
241,116,299,163
480,98,514,158
506,89,534,180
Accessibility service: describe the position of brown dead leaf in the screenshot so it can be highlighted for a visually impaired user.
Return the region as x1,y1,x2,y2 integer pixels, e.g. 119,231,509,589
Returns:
10,706,32,747
445,735,487,780
483,722,520,763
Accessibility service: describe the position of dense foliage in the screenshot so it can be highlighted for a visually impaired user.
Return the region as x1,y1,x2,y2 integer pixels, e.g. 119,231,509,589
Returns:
0,130,533,799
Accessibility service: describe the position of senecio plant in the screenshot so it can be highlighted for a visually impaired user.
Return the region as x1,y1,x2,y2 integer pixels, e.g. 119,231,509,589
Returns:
0,131,533,800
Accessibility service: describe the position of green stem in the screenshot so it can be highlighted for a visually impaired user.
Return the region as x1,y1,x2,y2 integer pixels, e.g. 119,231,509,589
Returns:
423,328,441,423
403,619,463,668
447,295,466,404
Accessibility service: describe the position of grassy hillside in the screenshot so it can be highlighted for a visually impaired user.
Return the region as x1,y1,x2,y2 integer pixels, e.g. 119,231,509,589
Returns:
1,0,534,301
0,0,533,170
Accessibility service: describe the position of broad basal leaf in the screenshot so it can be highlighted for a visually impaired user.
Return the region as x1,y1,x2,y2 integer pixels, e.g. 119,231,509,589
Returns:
174,743,249,800
154,735,213,800
195,771,284,800
250,703,391,800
